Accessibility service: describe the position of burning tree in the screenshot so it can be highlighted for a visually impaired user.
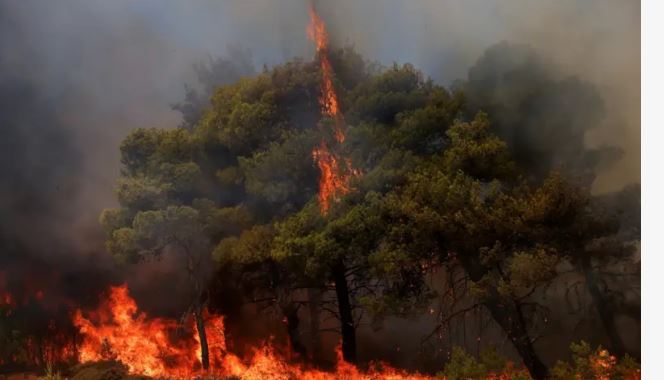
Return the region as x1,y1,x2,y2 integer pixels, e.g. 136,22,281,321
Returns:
92,14,639,378
100,127,253,369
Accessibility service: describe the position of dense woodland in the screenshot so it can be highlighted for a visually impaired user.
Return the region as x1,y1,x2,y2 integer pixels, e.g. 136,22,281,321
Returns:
0,42,640,379
94,42,641,379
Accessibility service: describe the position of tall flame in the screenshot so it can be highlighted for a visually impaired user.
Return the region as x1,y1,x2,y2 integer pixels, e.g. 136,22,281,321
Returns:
72,285,208,377
307,4,358,214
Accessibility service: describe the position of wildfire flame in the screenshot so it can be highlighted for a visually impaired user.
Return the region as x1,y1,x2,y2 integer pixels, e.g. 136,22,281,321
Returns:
73,285,208,377
307,4,359,214
72,284,441,379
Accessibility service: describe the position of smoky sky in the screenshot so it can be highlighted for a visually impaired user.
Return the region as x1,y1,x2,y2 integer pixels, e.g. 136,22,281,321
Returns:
0,1,638,265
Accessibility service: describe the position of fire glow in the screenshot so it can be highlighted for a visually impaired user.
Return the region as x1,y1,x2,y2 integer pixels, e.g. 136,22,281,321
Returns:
308,4,359,214
70,8,430,379
73,284,437,379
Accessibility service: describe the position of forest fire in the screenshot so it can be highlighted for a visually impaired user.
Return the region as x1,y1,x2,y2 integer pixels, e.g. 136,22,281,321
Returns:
72,284,439,379
0,1,641,380
308,4,359,214
73,285,207,377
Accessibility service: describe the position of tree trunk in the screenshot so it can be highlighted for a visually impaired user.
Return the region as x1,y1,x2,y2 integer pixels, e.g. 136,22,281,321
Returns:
284,305,308,358
580,257,627,357
307,288,323,363
482,298,549,379
194,302,210,370
332,262,357,363
185,249,210,371
456,254,548,379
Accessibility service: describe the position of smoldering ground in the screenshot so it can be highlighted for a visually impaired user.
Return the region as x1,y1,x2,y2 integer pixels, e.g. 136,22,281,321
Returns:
0,0,639,368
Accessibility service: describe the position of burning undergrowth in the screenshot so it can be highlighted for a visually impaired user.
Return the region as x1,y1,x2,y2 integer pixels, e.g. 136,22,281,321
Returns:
69,284,441,379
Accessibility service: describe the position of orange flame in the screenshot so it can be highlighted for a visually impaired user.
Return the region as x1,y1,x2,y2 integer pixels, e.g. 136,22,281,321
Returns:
73,285,205,377
312,141,359,214
72,284,440,379
307,4,359,214
307,5,342,139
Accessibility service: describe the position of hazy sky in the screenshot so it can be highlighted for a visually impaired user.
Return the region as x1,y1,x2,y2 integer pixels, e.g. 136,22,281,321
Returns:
0,0,639,244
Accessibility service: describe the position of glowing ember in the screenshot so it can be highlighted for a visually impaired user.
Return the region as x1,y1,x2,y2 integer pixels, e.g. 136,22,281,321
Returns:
307,4,359,214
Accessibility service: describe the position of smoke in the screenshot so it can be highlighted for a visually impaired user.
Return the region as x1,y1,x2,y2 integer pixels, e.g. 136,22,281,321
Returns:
0,0,638,361
0,0,639,243
315,0,639,192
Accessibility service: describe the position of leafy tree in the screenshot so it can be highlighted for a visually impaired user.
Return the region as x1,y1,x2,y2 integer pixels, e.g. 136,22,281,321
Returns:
207,59,455,364
103,45,639,376
268,194,437,363
461,42,640,360
101,127,252,368
558,185,639,357
365,115,558,378
363,111,637,377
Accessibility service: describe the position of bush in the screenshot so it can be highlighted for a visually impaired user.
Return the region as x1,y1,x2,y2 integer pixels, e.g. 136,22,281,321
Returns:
437,346,529,379
550,341,640,380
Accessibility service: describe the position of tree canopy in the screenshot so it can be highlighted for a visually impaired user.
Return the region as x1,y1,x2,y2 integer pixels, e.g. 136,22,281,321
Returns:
100,43,639,378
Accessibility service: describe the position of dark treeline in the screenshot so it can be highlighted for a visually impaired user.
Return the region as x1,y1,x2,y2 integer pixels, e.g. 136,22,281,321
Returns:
94,43,640,379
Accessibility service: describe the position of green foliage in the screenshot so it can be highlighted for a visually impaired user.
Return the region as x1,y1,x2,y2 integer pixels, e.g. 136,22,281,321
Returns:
239,130,319,209
196,60,319,157
119,128,164,176
442,112,516,181
328,45,375,90
502,247,558,296
105,227,140,264
214,224,275,265
347,63,431,124
103,205,211,265
101,45,639,373
172,45,256,130
99,208,130,235
115,177,167,211
550,341,640,380
193,199,254,239
120,128,197,177
390,88,464,154
439,347,488,379
437,346,527,380
355,149,420,194
271,202,329,278
433,346,535,380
